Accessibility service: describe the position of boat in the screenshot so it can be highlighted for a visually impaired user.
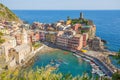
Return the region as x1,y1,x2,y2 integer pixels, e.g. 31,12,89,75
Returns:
55,64,60,68
83,58,91,62
58,59,63,63
82,58,91,62
73,53,81,58
63,61,68,65
96,70,105,77
63,52,69,54
50,59,55,65
92,69,96,74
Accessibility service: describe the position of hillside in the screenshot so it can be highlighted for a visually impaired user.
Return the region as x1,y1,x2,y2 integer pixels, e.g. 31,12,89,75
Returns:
0,3,21,23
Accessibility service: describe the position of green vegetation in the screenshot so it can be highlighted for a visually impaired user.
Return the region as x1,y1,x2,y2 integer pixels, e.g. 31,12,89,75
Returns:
67,16,71,20
112,72,120,80
0,3,21,22
112,49,120,80
0,67,111,80
71,18,89,25
32,42,42,49
113,49,120,64
0,32,5,44
81,30,88,34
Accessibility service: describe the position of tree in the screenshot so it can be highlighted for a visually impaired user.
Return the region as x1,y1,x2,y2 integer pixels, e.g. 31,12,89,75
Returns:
112,72,120,80
111,49,120,80
113,49,120,62
67,16,71,20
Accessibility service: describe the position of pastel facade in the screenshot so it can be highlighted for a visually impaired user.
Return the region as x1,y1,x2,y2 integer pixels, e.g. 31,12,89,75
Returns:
45,33,56,43
14,44,31,64
1,36,17,62
35,32,40,41
68,34,83,50
40,32,46,41
8,44,31,67
56,36,68,47
83,33,88,47
22,28,28,44
56,31,83,50
72,24,81,32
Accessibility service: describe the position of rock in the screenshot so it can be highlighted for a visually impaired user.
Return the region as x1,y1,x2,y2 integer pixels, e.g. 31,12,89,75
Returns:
101,39,107,44
88,37,104,51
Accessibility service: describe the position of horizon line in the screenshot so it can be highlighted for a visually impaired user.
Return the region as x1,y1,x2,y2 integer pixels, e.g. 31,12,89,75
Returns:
11,9,120,11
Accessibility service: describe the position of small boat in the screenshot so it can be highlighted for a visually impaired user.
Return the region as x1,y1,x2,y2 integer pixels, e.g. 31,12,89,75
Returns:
50,59,55,64
73,54,81,58
63,52,69,54
82,58,90,62
83,58,91,62
63,61,68,65
58,59,63,63
92,69,96,74
96,70,105,76
55,64,60,68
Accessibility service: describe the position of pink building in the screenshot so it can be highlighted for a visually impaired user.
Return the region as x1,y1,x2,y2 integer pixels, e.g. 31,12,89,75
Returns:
72,24,81,32
83,33,88,47
68,34,83,50
56,31,83,50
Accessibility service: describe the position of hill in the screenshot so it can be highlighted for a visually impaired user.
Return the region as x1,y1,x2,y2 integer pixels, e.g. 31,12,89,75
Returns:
0,3,21,23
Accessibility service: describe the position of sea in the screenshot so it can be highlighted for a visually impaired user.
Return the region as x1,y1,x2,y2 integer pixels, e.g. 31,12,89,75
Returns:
13,10,120,52
32,50,92,76
12,10,120,75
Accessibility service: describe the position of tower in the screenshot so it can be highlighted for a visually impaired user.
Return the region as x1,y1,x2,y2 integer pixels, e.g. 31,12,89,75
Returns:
22,28,28,44
80,12,84,19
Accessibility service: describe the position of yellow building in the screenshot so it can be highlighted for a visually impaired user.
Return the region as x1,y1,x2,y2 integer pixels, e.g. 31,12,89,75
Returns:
66,20,71,25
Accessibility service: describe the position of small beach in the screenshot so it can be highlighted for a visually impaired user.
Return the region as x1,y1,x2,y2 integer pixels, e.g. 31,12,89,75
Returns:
37,45,59,55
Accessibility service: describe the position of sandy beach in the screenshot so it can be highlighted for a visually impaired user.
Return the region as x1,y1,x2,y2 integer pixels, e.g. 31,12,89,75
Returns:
36,45,60,55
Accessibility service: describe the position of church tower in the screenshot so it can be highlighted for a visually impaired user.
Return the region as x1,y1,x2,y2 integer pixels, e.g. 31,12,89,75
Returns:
22,28,28,44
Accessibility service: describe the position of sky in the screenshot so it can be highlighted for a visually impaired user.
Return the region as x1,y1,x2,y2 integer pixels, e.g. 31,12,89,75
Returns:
0,0,120,10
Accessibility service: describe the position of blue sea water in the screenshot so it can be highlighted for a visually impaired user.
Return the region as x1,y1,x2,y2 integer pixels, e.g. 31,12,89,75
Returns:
32,50,92,76
13,10,120,52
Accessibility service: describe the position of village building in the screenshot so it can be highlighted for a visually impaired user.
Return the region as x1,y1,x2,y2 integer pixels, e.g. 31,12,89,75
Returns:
56,31,83,50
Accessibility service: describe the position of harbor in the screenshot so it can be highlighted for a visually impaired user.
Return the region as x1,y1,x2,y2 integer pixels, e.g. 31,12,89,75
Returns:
45,42,113,77
32,49,92,76
73,53,105,77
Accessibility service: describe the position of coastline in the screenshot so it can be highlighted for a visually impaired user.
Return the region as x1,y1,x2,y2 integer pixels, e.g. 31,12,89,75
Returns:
37,45,60,55
21,44,59,68
19,42,120,78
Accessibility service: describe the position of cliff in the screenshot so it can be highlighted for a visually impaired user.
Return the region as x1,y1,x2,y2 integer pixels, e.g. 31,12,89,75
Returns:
0,3,22,23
